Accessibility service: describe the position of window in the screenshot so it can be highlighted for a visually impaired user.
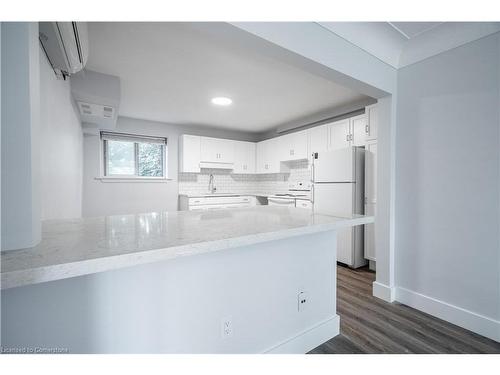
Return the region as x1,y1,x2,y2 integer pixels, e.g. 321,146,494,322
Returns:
101,132,167,179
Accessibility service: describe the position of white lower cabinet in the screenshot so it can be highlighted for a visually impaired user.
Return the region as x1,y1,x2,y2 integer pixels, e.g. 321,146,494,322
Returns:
179,195,256,211
295,199,312,210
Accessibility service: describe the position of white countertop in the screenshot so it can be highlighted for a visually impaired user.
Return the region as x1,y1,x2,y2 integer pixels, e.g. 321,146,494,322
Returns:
1,206,373,290
179,192,282,198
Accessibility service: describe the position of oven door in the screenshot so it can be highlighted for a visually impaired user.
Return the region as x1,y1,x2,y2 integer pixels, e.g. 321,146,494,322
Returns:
268,197,296,207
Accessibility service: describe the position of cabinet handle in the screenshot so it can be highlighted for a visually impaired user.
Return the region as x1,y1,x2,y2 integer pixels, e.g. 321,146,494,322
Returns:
365,124,369,134
346,134,349,142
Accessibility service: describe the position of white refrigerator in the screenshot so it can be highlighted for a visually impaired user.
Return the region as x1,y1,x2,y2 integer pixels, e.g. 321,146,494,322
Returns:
312,146,367,268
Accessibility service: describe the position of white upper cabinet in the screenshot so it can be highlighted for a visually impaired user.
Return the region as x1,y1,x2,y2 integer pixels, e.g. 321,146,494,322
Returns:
307,124,328,162
365,104,378,140
328,115,367,150
328,119,351,150
350,114,367,147
200,137,234,164
256,137,284,173
179,135,201,173
279,130,308,161
233,141,256,174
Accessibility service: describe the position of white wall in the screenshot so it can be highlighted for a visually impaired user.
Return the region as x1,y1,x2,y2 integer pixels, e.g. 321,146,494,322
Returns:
395,33,500,340
40,48,83,220
1,22,41,251
82,117,258,217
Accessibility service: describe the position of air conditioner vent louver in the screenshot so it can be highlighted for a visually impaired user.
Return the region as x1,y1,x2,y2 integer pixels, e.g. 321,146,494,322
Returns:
77,101,115,120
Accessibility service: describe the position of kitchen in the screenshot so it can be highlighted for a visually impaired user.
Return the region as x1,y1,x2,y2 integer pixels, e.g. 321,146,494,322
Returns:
1,19,500,359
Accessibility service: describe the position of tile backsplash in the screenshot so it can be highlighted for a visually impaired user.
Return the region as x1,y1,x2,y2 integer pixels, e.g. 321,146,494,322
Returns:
179,159,311,195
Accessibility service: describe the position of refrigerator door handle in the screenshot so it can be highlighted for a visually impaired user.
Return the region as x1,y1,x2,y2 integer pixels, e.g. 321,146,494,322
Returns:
311,184,314,203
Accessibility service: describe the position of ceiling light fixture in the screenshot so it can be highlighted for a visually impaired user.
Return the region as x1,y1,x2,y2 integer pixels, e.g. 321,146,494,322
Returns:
211,97,232,106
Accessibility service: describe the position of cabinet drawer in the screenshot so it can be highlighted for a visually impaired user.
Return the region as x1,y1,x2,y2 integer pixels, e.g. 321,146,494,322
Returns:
295,200,312,209
189,195,254,206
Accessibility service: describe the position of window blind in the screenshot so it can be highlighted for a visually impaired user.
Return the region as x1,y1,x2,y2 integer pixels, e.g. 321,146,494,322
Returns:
101,131,167,145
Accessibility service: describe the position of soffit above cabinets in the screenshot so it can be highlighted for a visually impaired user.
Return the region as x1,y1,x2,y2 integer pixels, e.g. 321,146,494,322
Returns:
318,22,500,69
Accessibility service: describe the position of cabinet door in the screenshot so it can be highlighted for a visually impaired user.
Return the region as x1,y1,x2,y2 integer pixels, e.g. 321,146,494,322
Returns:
200,137,219,162
280,130,308,161
218,139,235,163
366,104,378,140
266,137,282,173
350,114,367,147
307,124,328,162
200,137,234,163
179,135,200,173
256,140,268,173
328,119,350,150
364,140,377,261
233,141,256,174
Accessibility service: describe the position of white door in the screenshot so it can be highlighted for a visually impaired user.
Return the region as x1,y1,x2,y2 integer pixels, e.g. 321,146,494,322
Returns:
328,119,350,150
364,140,377,261
313,183,354,265
308,125,328,163
350,114,367,147
313,148,355,183
366,104,378,140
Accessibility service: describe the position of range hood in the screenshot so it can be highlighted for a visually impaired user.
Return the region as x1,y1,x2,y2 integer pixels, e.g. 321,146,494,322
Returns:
199,162,234,170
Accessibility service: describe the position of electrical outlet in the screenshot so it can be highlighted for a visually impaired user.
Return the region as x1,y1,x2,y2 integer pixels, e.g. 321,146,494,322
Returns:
298,291,308,312
221,317,233,338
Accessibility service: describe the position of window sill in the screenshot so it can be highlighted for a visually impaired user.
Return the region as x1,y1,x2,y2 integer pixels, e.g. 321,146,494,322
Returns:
95,177,172,183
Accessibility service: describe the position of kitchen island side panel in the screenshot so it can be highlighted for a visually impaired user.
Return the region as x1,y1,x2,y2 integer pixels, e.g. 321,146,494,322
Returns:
1,231,338,353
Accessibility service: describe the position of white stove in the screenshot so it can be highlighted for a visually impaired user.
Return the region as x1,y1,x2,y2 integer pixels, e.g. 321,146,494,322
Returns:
268,182,311,207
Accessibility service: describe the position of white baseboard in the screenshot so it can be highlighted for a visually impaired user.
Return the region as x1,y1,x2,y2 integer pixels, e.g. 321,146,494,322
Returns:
396,287,500,343
372,281,396,302
264,315,340,354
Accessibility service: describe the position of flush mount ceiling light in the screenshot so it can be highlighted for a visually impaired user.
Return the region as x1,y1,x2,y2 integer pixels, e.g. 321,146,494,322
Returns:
211,97,233,106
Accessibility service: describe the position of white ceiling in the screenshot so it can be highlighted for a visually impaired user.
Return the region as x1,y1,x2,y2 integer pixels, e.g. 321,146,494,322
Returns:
319,22,500,68
86,22,369,133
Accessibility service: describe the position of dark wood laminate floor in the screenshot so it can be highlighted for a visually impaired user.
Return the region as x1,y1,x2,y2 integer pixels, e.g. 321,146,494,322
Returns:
309,265,500,354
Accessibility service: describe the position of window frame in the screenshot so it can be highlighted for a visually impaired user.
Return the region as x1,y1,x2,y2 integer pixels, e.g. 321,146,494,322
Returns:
100,131,168,181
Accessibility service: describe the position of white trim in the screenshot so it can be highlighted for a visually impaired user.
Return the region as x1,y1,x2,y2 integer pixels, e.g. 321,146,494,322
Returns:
396,287,500,343
263,315,340,354
372,281,395,302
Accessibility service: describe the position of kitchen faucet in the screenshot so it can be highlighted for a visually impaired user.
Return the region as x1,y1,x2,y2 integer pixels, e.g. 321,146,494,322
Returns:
208,174,216,193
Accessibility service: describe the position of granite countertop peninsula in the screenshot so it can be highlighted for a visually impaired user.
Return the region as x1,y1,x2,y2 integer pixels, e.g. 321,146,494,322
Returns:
1,206,373,289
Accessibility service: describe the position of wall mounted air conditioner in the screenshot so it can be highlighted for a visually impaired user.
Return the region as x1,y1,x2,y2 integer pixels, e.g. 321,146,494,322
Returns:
39,22,89,79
